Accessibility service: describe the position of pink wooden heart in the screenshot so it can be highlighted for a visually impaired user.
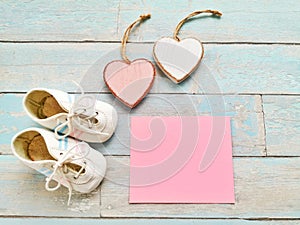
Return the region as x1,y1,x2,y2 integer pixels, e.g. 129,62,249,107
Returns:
103,59,155,108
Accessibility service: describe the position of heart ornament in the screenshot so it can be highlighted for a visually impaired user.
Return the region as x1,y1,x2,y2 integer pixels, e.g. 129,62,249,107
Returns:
153,37,203,83
103,59,155,108
103,14,155,108
153,10,222,84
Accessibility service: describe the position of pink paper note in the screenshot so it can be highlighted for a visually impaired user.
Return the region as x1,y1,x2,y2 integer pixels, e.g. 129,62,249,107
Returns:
129,116,235,203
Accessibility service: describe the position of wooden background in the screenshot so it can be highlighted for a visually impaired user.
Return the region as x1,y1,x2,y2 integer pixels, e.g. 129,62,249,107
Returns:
0,0,299,224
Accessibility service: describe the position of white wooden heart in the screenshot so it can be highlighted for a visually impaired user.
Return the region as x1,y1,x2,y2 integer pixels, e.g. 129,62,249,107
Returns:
153,37,204,83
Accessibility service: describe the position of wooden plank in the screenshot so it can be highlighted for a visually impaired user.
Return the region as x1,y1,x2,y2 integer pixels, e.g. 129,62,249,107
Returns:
118,0,300,43
0,0,119,41
263,96,300,156
0,218,298,225
0,1,299,42
100,156,300,218
2,155,299,219
1,43,299,94
0,94,38,154
0,94,265,156
97,94,265,156
0,155,100,217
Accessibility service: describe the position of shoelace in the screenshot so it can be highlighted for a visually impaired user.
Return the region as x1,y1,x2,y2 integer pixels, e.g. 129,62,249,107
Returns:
45,142,90,206
54,93,109,140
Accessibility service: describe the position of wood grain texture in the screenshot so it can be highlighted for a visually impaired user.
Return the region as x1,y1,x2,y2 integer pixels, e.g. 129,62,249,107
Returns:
1,0,299,222
0,155,100,217
100,156,300,218
2,155,299,218
1,0,299,42
0,0,119,41
0,94,39,154
1,43,299,94
117,0,300,43
0,218,299,225
0,94,264,156
98,94,265,156
263,96,300,156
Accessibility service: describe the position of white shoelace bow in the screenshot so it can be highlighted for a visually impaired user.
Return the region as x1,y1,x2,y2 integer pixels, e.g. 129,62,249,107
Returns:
54,93,109,140
45,142,89,206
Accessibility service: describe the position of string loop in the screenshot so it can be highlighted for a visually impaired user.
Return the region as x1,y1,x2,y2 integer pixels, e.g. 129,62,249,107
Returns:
173,10,222,41
121,14,151,63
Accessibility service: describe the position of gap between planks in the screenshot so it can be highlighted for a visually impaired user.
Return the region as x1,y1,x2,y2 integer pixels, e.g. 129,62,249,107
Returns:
1,40,300,45
0,215,300,220
1,153,300,158
1,92,300,96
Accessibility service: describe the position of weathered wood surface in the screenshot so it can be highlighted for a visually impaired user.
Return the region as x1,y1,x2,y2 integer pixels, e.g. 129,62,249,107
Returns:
1,156,300,218
0,94,41,154
1,43,299,94
263,96,300,156
0,94,265,156
1,218,299,225
0,0,119,41
1,0,299,42
0,155,100,217
100,156,300,218
0,0,299,223
98,94,265,156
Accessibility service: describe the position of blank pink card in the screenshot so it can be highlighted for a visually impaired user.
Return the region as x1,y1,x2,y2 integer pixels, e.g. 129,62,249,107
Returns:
129,116,235,203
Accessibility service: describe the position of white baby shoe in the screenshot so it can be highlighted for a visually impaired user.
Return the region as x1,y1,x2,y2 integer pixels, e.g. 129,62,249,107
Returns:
11,127,107,205
23,88,118,143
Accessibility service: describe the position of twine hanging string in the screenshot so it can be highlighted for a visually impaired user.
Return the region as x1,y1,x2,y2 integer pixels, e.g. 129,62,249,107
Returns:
121,14,151,63
173,10,222,41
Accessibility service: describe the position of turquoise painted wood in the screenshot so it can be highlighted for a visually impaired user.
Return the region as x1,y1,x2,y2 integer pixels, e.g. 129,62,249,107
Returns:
0,94,38,154
0,155,100,217
0,0,119,41
0,94,265,156
0,0,299,42
118,0,300,43
0,218,298,225
263,96,300,156
1,156,300,218
101,157,300,218
98,94,264,156
0,0,299,222
1,43,299,94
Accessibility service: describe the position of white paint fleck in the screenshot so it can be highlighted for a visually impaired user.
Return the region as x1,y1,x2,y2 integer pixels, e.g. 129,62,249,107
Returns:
10,111,27,117
0,126,9,134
